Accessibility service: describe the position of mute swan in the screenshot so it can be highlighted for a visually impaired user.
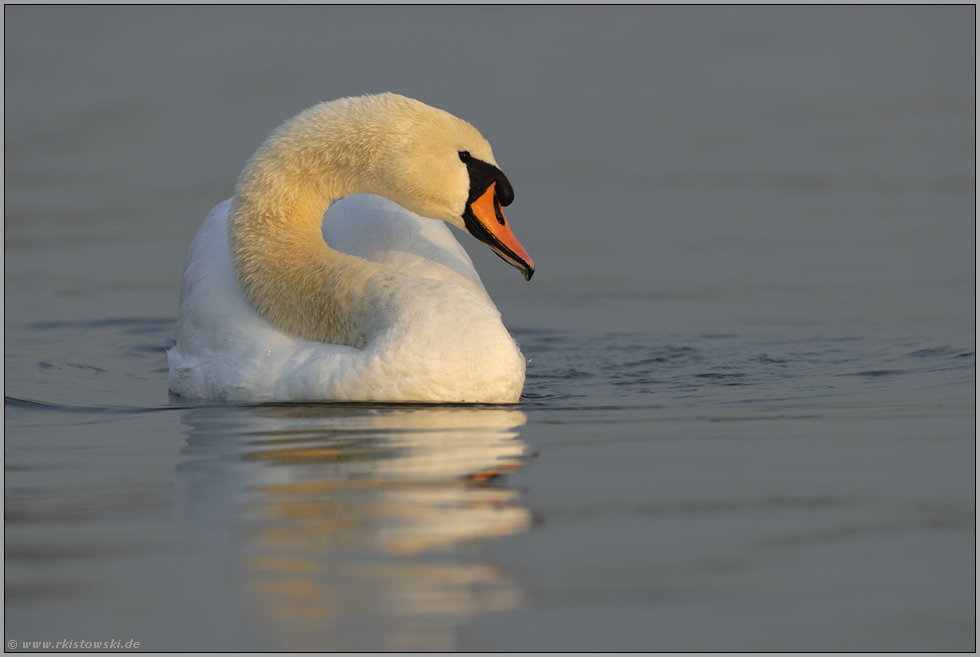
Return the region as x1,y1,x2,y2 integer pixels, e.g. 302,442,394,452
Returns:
168,93,534,403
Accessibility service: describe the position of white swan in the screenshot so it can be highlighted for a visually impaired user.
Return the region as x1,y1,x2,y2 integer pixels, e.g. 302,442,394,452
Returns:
168,94,534,403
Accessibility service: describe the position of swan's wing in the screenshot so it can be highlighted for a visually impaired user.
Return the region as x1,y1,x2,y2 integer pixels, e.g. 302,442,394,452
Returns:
323,195,493,305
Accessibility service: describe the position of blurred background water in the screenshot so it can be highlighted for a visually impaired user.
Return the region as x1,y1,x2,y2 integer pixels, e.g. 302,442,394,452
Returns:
4,6,975,651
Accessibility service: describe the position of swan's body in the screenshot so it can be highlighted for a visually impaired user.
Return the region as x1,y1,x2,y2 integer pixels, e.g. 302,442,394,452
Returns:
168,94,533,403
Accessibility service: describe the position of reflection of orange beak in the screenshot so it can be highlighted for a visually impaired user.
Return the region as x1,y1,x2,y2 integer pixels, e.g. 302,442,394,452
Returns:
464,182,535,281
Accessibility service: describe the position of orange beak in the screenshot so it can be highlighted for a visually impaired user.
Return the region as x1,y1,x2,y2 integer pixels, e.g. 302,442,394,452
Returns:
463,181,535,281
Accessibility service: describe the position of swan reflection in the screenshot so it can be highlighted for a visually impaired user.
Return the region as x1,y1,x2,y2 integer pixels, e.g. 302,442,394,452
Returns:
176,404,532,650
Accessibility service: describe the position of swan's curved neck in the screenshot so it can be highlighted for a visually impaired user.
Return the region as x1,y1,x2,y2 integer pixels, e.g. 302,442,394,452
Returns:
227,102,393,348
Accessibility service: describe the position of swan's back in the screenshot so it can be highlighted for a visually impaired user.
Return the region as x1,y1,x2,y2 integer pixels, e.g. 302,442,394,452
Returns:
324,195,492,305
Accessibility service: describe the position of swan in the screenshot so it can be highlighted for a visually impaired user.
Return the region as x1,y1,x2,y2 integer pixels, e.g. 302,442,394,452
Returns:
167,93,534,403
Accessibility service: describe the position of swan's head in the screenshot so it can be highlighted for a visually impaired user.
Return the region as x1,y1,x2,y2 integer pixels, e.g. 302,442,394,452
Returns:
360,94,535,281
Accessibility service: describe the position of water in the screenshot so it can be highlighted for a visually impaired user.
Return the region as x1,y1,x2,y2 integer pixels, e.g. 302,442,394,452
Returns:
5,6,975,651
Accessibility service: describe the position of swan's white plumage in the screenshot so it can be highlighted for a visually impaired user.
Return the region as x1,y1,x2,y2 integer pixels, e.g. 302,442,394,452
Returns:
168,195,525,403
323,195,493,305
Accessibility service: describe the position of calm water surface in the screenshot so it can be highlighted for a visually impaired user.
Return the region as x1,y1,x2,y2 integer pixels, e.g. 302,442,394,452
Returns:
5,6,975,651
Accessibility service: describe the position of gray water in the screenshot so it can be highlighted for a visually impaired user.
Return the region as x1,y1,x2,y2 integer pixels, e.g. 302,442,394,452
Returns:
4,6,975,651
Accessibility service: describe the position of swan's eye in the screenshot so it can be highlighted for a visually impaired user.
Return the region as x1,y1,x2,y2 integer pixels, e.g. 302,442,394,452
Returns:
458,151,471,162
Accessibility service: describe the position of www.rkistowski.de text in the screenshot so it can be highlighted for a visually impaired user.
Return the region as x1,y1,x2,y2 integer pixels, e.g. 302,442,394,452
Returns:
7,639,140,650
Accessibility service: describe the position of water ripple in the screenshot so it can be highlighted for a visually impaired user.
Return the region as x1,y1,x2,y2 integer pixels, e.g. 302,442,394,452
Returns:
3,319,974,415
515,329,975,411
